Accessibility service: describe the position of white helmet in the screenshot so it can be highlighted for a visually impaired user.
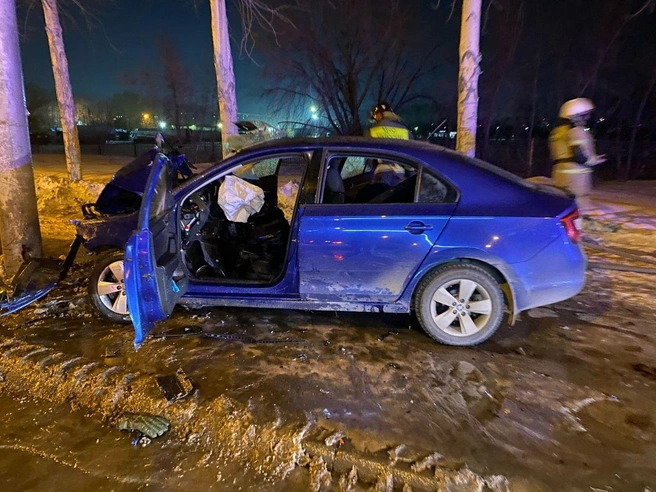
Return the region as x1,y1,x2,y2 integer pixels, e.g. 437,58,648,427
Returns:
559,98,595,119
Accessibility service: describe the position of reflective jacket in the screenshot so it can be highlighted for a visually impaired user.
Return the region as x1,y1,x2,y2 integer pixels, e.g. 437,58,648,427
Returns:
368,112,412,140
549,118,599,175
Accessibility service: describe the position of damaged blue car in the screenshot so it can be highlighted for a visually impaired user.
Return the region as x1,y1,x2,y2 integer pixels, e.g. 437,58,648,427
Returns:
123,137,586,347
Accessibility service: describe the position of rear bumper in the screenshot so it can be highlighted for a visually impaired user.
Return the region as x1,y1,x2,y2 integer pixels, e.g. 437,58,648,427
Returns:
510,238,586,312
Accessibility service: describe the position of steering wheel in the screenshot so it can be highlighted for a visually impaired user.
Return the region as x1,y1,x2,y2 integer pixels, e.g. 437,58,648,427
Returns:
181,190,211,239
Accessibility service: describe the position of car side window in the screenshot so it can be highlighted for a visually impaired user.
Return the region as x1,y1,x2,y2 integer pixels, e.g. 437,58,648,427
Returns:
322,154,418,205
150,166,170,221
418,168,456,204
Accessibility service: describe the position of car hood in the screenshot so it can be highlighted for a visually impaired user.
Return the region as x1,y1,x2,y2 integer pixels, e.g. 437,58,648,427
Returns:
109,148,159,195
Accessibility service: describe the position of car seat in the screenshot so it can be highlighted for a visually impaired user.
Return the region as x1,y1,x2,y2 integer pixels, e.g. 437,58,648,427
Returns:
325,163,346,204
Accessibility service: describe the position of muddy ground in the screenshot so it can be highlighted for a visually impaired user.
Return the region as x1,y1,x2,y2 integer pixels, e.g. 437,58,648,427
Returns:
1,166,655,490
1,252,655,490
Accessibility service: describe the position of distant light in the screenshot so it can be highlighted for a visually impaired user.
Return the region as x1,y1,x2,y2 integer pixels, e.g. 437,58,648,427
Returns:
142,113,150,121
414,126,419,131
311,114,318,120
159,121,167,129
310,105,317,113
217,122,223,129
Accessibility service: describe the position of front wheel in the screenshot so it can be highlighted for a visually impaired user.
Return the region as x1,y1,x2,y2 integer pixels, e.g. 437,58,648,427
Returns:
415,264,505,346
88,250,131,324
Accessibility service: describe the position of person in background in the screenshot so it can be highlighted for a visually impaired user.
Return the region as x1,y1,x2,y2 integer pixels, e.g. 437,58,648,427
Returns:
549,98,606,198
367,102,412,140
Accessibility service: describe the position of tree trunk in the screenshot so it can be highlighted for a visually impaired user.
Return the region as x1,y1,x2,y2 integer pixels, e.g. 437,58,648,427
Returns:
42,0,82,182
210,0,238,157
0,0,42,277
526,53,541,176
456,0,482,157
626,68,656,179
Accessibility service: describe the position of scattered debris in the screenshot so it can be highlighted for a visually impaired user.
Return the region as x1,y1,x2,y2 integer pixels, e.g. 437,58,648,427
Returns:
377,331,398,342
118,413,171,444
411,452,444,473
155,368,194,402
324,430,346,447
152,326,204,339
388,444,422,466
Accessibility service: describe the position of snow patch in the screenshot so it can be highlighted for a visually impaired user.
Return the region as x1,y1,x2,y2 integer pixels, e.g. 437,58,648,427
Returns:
35,175,105,215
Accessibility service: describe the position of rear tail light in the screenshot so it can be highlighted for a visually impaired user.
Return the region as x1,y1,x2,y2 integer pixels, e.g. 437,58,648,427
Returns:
561,209,582,244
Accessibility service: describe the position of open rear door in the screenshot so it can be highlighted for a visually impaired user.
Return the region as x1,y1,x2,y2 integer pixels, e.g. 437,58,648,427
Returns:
124,154,188,347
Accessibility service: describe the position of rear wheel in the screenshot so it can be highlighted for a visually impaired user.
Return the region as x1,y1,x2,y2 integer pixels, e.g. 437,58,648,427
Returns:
415,264,505,346
88,250,130,324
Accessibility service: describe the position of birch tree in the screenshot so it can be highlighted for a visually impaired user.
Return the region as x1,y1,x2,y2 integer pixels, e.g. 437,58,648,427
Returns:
0,0,42,277
41,0,82,181
455,0,482,157
208,0,291,156
210,0,238,155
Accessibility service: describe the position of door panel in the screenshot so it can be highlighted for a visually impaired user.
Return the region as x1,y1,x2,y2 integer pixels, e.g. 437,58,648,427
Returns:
298,203,455,302
124,154,188,347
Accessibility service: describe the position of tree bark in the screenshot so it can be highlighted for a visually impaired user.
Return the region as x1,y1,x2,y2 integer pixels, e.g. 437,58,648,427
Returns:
526,53,541,176
456,0,482,157
42,0,82,182
0,0,42,277
210,0,238,157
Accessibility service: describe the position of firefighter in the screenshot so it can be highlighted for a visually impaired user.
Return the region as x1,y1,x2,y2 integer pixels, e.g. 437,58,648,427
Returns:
549,98,606,197
367,102,412,140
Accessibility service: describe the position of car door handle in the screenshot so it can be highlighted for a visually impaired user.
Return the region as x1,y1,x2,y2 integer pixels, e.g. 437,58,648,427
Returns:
404,221,433,234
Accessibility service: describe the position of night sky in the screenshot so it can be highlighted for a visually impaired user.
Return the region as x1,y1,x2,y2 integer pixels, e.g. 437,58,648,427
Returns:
19,0,263,113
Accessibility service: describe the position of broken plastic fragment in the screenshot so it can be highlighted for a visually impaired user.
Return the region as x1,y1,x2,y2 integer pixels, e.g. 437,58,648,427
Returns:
155,368,194,402
118,413,170,439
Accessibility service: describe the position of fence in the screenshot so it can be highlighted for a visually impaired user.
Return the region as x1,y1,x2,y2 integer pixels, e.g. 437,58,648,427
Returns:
31,136,656,180
31,140,222,164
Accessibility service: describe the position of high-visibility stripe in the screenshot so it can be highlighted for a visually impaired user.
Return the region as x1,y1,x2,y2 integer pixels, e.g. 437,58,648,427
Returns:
369,126,410,139
553,168,591,174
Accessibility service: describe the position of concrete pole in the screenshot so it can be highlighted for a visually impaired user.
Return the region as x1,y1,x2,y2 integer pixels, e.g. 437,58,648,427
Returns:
0,0,42,277
210,0,238,157
456,0,482,157
42,0,83,182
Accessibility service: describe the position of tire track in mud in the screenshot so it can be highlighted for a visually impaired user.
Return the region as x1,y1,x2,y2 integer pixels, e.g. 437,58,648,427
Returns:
0,337,510,491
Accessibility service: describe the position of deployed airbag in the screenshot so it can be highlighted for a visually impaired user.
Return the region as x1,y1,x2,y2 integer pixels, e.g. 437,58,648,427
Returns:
218,175,265,223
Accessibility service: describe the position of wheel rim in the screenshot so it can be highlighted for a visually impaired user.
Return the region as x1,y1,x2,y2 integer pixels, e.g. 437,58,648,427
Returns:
429,278,492,337
96,260,129,315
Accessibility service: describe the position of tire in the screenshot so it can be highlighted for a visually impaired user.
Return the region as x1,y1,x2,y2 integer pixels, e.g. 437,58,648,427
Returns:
414,263,505,346
88,250,131,324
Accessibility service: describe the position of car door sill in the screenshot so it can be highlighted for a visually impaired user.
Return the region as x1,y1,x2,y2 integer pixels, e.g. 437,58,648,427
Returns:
178,296,409,314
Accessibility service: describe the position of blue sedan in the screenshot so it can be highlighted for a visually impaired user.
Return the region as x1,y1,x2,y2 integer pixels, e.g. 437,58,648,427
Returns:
124,138,586,347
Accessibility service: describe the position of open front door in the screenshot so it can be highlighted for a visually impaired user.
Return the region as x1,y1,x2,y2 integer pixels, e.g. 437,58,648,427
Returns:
124,154,188,347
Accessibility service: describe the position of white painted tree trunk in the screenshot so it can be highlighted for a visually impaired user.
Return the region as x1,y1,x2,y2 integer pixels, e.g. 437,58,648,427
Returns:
0,0,42,277
210,0,238,157
42,0,82,182
456,0,482,157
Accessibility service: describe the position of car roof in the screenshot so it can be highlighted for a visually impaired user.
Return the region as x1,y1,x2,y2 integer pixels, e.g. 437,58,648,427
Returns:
239,136,449,155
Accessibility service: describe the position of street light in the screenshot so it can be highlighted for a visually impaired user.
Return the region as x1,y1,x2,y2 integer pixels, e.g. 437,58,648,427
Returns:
142,113,150,124
159,121,167,129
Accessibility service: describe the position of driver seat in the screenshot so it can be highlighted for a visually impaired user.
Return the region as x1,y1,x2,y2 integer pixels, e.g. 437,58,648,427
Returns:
325,163,345,204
